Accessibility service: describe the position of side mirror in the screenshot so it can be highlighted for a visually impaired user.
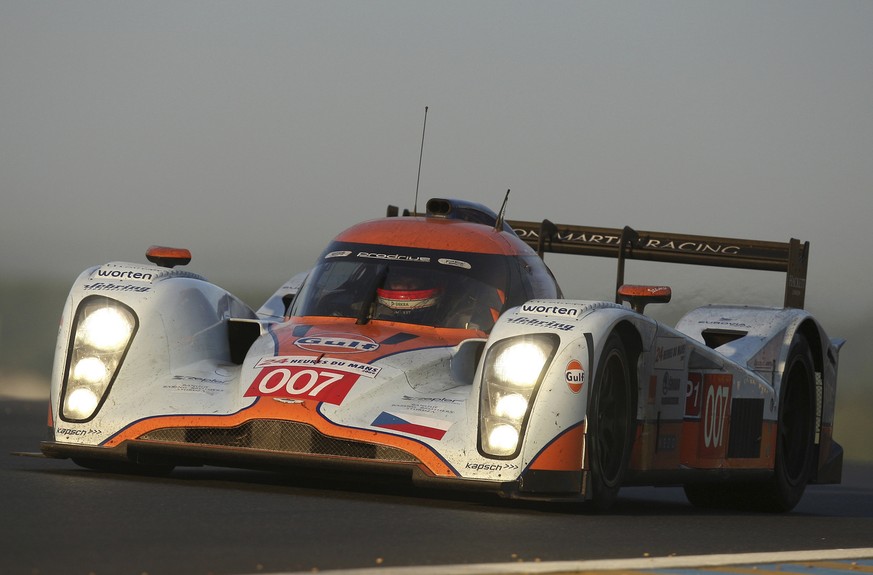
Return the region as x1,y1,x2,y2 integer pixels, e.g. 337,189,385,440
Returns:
617,284,672,314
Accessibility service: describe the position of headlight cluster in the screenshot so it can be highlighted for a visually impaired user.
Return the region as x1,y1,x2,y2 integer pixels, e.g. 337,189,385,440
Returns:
479,334,559,458
60,296,137,422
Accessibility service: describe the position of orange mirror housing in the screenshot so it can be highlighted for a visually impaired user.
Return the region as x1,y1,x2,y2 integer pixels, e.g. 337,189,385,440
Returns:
146,246,192,268
617,284,672,314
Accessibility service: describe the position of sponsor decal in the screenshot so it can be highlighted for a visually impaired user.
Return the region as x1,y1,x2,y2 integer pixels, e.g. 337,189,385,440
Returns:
698,318,751,329
171,375,227,385
392,395,465,418
83,282,150,293
294,334,380,354
245,356,380,405
324,250,352,259
505,316,574,332
357,252,430,263
660,371,681,405
520,303,580,318
437,258,471,269
513,228,622,247
371,411,452,440
750,332,784,373
643,239,741,255
565,359,584,393
654,339,687,369
163,382,223,396
401,395,463,404
464,461,520,471
91,267,155,282
56,427,100,436
513,228,742,256
256,356,380,377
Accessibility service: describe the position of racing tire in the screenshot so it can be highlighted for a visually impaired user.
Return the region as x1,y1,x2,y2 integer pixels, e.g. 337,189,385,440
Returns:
587,332,635,511
683,336,816,512
756,335,817,511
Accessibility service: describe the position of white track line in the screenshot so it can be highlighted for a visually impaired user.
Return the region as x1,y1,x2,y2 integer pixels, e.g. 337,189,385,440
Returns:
258,547,873,575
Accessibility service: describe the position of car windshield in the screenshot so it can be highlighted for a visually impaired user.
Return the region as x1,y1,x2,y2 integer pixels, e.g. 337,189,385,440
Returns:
290,242,516,331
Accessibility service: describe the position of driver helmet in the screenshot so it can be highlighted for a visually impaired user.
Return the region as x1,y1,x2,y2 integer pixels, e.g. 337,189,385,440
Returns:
377,273,442,312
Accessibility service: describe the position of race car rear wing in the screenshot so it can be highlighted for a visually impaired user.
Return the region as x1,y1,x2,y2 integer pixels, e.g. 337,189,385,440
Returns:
506,219,810,309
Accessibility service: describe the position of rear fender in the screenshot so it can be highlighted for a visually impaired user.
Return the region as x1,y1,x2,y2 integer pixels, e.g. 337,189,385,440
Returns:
675,304,843,483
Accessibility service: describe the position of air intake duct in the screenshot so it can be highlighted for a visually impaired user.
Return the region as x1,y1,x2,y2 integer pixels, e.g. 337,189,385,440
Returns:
425,198,511,231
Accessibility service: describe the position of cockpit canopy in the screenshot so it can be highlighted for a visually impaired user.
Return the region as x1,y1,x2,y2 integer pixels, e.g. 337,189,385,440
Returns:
291,239,559,332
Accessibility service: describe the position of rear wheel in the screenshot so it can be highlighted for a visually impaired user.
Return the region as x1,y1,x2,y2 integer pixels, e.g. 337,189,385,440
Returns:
587,333,635,510
683,336,816,512
758,336,817,511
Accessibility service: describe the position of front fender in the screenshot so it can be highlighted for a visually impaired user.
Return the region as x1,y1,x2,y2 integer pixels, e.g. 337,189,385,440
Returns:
466,299,657,492
49,262,257,444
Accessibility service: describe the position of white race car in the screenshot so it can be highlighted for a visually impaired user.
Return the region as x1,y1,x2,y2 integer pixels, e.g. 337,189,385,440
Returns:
41,198,844,511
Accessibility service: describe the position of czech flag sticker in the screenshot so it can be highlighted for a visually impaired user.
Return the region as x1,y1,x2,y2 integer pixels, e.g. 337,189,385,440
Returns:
565,359,584,393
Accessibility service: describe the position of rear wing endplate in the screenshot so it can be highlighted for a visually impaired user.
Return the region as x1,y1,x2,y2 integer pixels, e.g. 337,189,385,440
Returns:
506,219,809,309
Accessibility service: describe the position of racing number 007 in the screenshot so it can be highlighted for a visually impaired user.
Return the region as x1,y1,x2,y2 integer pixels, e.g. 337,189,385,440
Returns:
258,368,343,396
699,374,732,456
245,366,358,405
703,383,729,448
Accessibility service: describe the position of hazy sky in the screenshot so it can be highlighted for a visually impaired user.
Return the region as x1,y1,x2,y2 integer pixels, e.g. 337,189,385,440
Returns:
2,1,872,323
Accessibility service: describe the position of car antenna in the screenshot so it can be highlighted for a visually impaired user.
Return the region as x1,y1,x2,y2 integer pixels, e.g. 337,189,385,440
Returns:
494,189,510,231
413,105,428,216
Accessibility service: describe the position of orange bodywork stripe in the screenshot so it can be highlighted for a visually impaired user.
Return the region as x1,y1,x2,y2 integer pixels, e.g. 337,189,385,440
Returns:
333,218,529,255
631,420,777,471
528,422,585,471
103,399,458,477
678,420,776,470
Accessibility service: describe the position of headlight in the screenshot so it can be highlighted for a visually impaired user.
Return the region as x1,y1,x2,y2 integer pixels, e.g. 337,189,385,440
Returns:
490,341,551,387
78,307,134,351
479,334,559,458
60,296,137,422
494,393,529,420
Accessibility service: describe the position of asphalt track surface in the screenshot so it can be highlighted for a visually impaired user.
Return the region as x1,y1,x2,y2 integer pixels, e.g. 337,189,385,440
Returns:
3,399,872,575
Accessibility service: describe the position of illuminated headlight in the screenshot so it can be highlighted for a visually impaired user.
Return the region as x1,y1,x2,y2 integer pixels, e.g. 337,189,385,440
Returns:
487,424,520,454
490,341,551,386
60,296,137,422
479,334,559,458
494,393,528,421
65,388,100,420
78,307,134,351
72,357,109,384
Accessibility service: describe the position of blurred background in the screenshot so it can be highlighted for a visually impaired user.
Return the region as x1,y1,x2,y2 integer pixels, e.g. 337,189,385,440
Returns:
1,1,870,460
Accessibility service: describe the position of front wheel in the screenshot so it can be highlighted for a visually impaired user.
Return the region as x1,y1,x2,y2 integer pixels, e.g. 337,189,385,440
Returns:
587,333,635,510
